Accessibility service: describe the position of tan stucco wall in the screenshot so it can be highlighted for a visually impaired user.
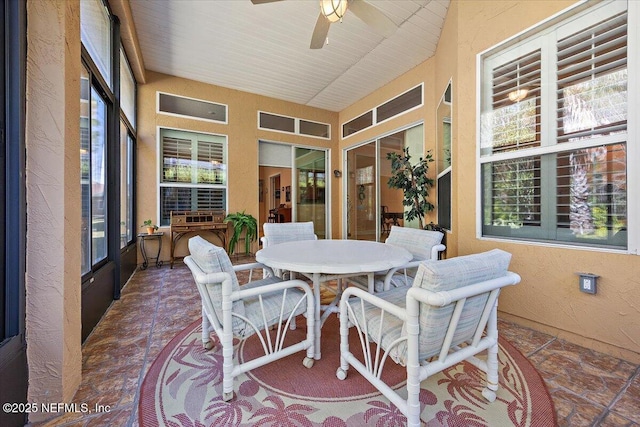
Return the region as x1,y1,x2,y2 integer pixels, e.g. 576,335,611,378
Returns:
453,0,639,362
25,0,83,421
335,0,639,362
136,71,340,261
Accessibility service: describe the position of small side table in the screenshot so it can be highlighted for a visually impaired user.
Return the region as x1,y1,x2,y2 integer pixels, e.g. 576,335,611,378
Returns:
138,232,164,270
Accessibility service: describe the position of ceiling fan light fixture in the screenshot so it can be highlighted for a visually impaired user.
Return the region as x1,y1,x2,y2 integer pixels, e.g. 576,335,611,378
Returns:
320,0,348,23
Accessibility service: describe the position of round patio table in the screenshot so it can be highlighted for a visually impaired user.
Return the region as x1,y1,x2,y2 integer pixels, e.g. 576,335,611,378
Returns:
256,239,412,359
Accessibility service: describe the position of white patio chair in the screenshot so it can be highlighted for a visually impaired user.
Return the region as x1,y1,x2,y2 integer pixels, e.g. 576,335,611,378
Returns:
184,235,315,402
261,221,318,279
336,249,521,426
348,225,446,292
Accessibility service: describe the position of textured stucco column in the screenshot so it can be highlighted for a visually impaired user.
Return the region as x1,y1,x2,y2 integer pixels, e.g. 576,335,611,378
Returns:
25,0,82,421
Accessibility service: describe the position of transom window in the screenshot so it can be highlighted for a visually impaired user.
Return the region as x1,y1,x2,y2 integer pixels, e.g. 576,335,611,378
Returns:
479,0,632,251
342,84,423,138
258,111,330,139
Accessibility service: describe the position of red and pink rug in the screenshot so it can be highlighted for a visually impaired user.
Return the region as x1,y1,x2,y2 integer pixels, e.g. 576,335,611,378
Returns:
139,316,556,426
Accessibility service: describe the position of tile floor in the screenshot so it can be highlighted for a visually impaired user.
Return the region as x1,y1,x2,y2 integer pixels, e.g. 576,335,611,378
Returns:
30,259,639,427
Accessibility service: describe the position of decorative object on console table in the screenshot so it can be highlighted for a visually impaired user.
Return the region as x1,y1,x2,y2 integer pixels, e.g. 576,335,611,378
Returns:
141,219,158,235
169,210,230,268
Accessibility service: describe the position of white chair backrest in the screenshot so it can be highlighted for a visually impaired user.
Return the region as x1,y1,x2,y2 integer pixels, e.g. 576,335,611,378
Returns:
385,225,444,261
262,221,318,247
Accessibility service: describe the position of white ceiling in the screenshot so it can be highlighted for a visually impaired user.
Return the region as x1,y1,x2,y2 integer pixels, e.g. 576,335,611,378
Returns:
129,0,450,112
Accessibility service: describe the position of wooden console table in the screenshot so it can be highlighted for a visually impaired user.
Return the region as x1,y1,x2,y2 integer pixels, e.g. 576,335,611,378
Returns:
170,210,230,268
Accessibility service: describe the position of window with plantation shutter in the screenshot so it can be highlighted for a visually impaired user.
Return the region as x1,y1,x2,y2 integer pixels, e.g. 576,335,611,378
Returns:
556,11,627,143
159,128,227,226
484,49,541,156
479,0,632,250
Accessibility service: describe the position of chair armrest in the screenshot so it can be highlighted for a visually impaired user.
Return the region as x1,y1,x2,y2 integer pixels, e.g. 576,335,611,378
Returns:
233,261,275,279
234,278,314,301
431,244,446,260
381,260,423,290
340,286,407,321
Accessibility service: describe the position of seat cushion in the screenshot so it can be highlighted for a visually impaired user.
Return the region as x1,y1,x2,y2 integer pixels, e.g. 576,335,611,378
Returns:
413,249,511,292
347,287,408,357
188,236,245,322
385,226,443,261
238,283,308,338
262,221,317,247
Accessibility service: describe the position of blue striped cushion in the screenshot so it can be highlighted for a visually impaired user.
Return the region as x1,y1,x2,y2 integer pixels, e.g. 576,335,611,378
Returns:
188,236,245,324
385,226,443,261
262,221,317,247
401,249,512,363
240,283,308,338
347,287,408,355
349,249,512,366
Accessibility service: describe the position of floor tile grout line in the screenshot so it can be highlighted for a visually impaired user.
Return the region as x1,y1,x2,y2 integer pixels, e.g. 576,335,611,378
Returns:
592,363,640,426
126,270,167,427
525,336,557,358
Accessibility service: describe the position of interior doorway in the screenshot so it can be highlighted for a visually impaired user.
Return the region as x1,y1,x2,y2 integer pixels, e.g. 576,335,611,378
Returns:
269,174,281,211
258,141,328,238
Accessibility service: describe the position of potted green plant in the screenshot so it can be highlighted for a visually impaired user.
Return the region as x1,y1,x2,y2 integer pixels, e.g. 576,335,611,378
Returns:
142,219,159,235
224,211,258,255
386,147,435,229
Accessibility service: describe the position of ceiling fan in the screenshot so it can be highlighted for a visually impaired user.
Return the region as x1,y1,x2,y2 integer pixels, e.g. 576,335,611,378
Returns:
250,0,398,49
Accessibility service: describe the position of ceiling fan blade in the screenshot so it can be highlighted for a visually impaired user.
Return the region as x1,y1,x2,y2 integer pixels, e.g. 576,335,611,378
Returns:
310,13,331,49
348,0,397,38
250,0,284,4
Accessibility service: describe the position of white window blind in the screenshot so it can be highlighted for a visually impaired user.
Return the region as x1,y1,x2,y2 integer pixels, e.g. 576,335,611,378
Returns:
556,11,627,143
80,0,111,88
160,129,227,226
488,50,542,154
120,48,136,129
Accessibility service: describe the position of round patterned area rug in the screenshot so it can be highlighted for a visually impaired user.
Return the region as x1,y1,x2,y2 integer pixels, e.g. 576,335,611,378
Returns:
139,316,556,426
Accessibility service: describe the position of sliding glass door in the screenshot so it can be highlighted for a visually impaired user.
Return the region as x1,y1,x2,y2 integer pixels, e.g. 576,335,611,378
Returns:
345,142,377,240
295,148,327,239
345,123,424,241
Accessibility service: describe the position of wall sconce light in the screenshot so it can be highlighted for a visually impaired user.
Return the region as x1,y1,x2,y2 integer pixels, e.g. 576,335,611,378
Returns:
576,272,599,294
333,169,342,178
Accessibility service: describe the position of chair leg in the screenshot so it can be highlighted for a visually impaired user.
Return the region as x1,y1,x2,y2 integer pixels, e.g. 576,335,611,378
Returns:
482,306,500,402
336,300,350,380
221,328,235,401
406,369,422,427
201,308,215,350
482,341,499,402
482,308,499,402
